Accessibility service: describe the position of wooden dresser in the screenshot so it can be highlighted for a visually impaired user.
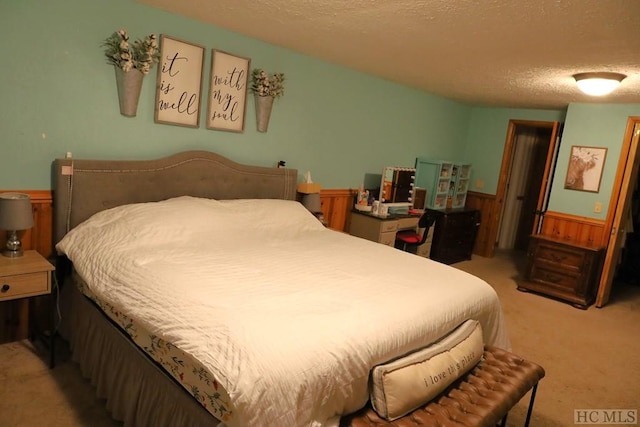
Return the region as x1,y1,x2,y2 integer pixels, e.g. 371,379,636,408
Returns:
520,235,605,309
428,208,480,264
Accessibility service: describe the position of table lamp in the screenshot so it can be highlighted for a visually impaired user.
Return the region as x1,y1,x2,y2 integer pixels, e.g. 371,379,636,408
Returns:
297,172,324,224
0,192,34,257
301,192,322,213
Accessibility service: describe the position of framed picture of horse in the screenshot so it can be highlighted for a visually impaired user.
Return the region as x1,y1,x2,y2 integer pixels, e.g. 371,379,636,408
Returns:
564,145,607,193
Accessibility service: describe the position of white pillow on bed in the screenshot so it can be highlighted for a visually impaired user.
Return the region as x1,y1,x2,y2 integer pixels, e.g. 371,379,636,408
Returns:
219,198,325,234
369,319,484,421
56,196,326,258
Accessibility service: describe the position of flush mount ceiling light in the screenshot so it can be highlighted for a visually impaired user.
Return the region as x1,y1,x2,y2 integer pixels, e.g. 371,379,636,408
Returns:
573,72,626,96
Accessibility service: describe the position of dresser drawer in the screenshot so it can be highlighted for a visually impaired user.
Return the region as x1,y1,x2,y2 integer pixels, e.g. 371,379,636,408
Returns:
535,244,585,271
440,212,478,229
529,263,580,292
0,271,51,301
522,235,605,308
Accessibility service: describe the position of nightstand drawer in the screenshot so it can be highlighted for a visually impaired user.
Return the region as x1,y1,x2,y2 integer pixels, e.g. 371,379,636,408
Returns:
535,245,585,270
529,264,579,292
0,271,51,301
522,235,605,309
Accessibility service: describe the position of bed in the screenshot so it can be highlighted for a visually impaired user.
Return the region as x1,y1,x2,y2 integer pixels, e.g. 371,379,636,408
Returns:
53,150,510,427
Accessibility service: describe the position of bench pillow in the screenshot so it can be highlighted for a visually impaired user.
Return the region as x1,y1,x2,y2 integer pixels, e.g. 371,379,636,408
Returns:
370,319,484,420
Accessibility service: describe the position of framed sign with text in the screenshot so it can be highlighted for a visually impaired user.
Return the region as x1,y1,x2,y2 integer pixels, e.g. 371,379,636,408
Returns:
206,50,250,132
154,35,205,128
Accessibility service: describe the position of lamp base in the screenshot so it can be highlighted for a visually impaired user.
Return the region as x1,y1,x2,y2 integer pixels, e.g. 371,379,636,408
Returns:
3,230,24,257
2,249,24,258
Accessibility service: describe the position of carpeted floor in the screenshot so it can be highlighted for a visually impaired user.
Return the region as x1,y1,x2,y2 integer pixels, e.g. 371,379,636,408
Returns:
1,249,639,426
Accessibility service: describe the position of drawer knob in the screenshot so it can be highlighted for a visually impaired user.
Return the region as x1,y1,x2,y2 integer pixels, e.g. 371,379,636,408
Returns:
1,284,9,293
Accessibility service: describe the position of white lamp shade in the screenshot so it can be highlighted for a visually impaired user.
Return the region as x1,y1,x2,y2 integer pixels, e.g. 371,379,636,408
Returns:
574,72,626,96
0,193,34,230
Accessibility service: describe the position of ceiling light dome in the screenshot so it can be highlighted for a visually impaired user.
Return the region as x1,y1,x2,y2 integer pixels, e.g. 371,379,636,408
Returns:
574,72,626,96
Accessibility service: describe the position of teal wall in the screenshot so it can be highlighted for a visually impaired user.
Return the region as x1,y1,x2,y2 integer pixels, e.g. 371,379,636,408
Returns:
1,0,637,223
548,104,640,218
0,0,471,190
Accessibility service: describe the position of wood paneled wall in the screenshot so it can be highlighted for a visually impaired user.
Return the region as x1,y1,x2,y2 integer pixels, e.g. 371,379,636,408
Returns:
465,191,607,257
539,211,606,247
466,191,498,257
2,188,604,263
0,187,608,342
320,189,355,232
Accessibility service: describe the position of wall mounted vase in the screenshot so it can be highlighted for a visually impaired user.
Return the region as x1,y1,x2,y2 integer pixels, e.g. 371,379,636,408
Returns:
114,67,144,117
255,94,274,132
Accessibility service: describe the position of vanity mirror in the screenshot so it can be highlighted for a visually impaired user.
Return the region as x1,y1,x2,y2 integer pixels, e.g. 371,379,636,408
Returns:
379,167,415,207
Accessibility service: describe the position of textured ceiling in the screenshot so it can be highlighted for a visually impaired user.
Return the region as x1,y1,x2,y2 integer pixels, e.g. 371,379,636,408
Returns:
137,0,640,109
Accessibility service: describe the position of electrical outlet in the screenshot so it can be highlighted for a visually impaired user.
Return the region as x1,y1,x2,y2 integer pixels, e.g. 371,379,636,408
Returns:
594,202,602,213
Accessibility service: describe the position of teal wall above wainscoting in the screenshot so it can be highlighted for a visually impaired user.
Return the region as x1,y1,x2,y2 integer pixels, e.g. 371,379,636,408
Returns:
1,0,637,223
547,104,640,219
0,0,473,191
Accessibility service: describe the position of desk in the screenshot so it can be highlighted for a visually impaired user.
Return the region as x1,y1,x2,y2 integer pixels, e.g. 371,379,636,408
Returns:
348,210,422,247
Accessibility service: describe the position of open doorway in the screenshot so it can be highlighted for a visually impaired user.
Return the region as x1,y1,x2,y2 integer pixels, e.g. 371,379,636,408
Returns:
495,121,560,253
497,126,554,251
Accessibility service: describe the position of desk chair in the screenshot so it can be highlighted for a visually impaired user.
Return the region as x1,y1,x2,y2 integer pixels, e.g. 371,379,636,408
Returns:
395,211,437,253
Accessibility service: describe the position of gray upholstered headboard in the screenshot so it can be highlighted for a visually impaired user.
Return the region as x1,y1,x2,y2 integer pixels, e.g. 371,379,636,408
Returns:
53,150,297,245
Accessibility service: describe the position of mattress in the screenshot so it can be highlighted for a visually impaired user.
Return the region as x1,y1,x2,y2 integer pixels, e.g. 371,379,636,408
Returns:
56,196,510,427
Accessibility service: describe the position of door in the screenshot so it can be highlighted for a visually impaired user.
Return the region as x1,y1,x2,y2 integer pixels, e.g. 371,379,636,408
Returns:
531,123,561,235
515,127,555,249
493,120,560,254
596,119,640,307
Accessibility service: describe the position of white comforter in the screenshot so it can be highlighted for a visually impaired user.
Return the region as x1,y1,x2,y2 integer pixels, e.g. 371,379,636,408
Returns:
56,196,510,427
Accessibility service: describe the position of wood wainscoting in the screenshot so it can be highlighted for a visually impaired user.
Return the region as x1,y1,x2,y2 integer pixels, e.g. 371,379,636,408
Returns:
10,190,596,260
466,191,497,257
320,189,355,232
0,188,607,342
465,192,607,257
539,211,607,247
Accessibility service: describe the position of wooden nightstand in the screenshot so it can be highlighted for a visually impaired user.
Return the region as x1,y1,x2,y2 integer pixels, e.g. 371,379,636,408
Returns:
0,251,55,355
519,235,605,309
0,250,54,302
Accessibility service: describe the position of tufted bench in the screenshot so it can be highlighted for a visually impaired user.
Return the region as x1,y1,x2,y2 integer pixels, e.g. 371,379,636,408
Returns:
340,346,545,427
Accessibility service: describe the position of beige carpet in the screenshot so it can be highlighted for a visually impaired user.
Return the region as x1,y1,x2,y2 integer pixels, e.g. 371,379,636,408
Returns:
1,250,639,426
